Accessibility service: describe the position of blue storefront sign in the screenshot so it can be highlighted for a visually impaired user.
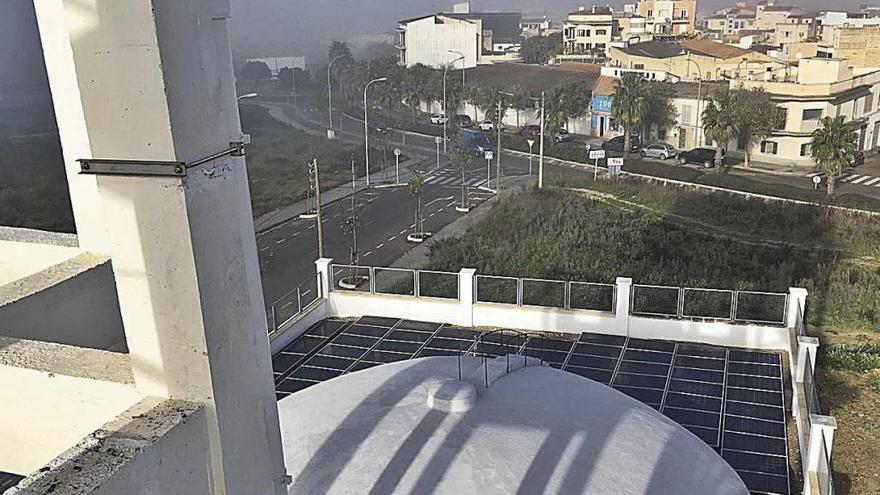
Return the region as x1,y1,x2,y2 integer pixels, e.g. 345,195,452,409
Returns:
592,95,613,114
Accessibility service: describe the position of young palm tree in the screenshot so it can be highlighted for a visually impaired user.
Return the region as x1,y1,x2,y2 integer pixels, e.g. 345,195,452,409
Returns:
810,116,859,196
640,80,677,142
610,72,647,156
446,144,472,211
544,81,590,135
702,88,738,169
409,169,426,238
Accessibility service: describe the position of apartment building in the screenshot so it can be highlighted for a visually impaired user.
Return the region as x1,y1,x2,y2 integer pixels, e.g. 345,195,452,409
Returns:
397,11,522,69
772,15,818,46
753,1,804,31
706,11,757,39
636,0,696,35
562,7,619,59
609,38,786,81
817,25,880,69
520,14,554,37
738,58,880,165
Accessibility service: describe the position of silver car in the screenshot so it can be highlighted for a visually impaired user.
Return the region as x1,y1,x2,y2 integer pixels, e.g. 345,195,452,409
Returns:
639,143,678,160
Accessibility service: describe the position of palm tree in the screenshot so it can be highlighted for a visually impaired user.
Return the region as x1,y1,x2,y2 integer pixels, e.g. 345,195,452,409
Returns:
544,81,590,135
409,169,427,240
446,143,472,211
640,80,677,142
810,116,859,196
734,88,780,168
401,64,433,122
610,73,647,157
702,88,738,169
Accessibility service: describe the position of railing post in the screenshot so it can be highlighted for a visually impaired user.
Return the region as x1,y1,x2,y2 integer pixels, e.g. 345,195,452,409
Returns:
677,287,685,318
564,281,571,310
369,266,376,294
806,415,838,493
787,287,808,329
459,268,476,327
296,286,302,315
414,270,420,297
615,277,632,336
516,278,523,306
270,304,278,334
315,258,333,298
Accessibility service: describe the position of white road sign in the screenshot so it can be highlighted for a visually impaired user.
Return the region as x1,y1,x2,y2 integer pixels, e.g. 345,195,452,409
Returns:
589,150,606,160
393,148,401,156
608,157,624,166
484,151,494,160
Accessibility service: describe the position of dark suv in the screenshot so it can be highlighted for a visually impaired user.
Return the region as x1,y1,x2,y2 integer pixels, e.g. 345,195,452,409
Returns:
601,135,641,153
679,147,724,168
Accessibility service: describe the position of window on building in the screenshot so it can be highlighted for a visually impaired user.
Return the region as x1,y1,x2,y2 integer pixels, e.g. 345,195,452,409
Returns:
577,29,588,37
800,143,812,156
658,128,667,141
634,63,645,70
681,104,692,125
864,93,874,114
802,109,823,121
596,29,607,35
648,9,653,18
761,141,778,154
774,108,788,130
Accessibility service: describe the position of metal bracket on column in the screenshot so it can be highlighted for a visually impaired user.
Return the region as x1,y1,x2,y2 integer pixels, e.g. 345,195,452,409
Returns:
78,141,247,177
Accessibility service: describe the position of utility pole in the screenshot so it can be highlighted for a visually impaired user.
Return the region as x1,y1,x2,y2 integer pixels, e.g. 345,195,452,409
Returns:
311,159,324,258
539,91,545,189
496,98,503,190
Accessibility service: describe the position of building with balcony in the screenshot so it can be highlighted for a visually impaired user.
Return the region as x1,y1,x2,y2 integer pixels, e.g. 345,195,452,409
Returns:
636,0,696,35
0,0,844,494
561,6,650,62
816,25,880,70
397,10,522,69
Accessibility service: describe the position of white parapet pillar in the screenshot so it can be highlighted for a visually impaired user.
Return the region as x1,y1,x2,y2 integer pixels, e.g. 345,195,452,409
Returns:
316,258,333,298
459,268,477,327
615,277,633,335
787,287,808,329
797,336,820,383
34,1,287,494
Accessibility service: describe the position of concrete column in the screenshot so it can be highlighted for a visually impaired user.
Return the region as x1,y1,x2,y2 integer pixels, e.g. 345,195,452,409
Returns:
32,0,106,251
797,335,820,382
36,1,286,494
459,268,476,327
807,415,838,469
787,287,808,329
316,258,333,297
615,277,632,335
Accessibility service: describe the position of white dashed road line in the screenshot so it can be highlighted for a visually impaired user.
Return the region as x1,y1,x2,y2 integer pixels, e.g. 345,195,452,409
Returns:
376,243,384,249
863,177,880,186
851,175,872,184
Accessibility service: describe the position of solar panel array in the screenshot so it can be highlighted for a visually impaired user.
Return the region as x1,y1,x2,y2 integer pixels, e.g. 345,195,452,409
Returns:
273,317,790,495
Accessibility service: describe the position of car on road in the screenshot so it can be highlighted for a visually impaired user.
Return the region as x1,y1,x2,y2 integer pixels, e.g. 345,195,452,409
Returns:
478,120,496,131
678,147,724,168
368,121,389,135
457,128,495,156
521,125,541,137
639,143,678,160
553,129,574,144
601,135,641,153
456,114,473,127
430,114,449,125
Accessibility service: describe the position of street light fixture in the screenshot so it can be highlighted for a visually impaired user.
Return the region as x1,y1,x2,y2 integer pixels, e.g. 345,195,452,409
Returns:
363,77,388,186
443,53,465,154
236,93,259,101
327,54,346,134
448,49,466,86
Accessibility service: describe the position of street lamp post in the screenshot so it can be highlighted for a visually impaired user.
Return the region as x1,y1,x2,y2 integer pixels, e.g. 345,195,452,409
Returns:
449,50,466,86
363,77,387,186
685,55,704,147
538,90,545,189
327,54,346,133
443,54,465,154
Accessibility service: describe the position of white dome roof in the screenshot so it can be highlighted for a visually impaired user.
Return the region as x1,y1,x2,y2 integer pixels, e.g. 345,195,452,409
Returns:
279,356,748,495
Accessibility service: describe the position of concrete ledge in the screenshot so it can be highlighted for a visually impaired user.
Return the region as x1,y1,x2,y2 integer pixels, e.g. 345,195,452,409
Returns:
0,336,132,384
9,398,206,495
0,253,109,306
0,226,78,247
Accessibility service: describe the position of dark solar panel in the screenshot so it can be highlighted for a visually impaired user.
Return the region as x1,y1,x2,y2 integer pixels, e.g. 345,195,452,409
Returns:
272,318,791,494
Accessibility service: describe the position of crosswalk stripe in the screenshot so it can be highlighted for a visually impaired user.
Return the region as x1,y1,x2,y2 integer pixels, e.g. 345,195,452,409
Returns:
806,172,823,178
839,174,858,182
851,175,872,184
862,177,880,186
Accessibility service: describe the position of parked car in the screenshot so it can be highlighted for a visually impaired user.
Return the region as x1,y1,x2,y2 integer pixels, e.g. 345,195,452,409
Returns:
601,135,641,153
478,120,495,131
521,125,541,137
553,129,574,144
430,114,449,125
456,114,473,127
639,143,678,160
457,128,495,156
850,150,865,167
678,147,725,168
368,121,389,135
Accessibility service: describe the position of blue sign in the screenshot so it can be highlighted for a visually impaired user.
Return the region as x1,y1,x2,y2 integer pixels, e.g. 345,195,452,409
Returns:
592,95,613,114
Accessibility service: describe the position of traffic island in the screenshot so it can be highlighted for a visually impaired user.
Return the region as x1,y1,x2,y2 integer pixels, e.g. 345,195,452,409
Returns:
406,232,433,243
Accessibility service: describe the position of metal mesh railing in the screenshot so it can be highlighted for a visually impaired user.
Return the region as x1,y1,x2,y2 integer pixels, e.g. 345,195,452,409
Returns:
373,267,416,296
682,288,735,320
803,356,822,423
631,284,680,317
734,291,788,325
267,276,321,335
818,435,833,495
569,282,616,312
795,300,806,337
417,270,459,300
331,264,371,293
475,275,519,305
521,278,566,308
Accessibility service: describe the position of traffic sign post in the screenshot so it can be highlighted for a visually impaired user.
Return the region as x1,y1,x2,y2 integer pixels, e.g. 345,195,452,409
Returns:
394,148,402,184
435,136,442,171
812,175,821,190
589,148,606,181
608,157,624,179
526,139,536,176
484,150,494,186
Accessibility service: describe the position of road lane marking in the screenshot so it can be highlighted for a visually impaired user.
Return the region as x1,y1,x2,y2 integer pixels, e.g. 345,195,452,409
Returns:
376,243,384,249
275,238,287,244
840,174,858,182
260,247,270,253
307,224,315,230
364,251,373,257
388,236,396,241
292,232,301,237
851,175,872,184
862,177,880,186
399,230,407,235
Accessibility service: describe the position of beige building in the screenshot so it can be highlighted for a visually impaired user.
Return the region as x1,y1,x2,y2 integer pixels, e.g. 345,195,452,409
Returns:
738,58,880,166
772,16,817,46
753,1,803,31
563,7,617,57
609,38,787,81
817,25,880,70
636,0,696,34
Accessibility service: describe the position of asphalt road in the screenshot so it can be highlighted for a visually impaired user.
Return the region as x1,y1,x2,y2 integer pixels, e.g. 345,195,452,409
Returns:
256,102,535,323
